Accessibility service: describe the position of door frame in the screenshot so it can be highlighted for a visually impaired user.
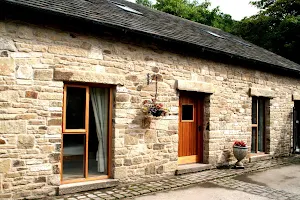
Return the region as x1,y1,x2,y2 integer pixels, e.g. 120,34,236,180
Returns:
178,91,204,164
60,83,113,184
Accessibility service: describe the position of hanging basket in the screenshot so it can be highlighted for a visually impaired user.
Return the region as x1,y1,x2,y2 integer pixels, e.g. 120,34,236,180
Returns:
142,99,168,117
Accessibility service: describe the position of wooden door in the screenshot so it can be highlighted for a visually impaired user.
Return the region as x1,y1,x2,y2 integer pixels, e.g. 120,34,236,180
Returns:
178,92,204,164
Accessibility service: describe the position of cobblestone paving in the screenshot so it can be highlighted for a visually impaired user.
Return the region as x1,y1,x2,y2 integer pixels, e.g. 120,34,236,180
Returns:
210,178,300,200
54,156,300,200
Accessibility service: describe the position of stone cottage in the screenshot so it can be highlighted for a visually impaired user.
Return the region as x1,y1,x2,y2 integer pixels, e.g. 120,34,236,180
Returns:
1,0,300,199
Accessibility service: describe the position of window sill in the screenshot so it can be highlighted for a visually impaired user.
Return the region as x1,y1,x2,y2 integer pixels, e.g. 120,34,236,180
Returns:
249,153,274,163
58,179,119,195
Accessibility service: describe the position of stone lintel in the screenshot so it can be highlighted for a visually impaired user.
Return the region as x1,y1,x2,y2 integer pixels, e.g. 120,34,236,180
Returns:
54,68,125,85
176,80,214,93
293,93,300,101
249,87,274,98
59,179,119,195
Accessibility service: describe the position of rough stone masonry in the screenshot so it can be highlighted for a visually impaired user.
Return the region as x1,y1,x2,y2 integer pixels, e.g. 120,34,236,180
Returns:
0,19,298,199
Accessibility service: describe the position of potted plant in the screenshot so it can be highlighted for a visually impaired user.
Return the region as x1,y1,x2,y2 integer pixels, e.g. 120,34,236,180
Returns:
142,99,168,117
141,99,168,128
233,140,248,169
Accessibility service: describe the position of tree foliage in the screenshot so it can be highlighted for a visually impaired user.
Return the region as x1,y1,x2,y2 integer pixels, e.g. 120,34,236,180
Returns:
136,0,153,8
136,0,236,32
232,0,300,64
136,0,300,64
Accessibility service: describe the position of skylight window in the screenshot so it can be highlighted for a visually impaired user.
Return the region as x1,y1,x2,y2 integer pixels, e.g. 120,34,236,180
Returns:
205,30,224,39
116,4,143,15
110,1,143,15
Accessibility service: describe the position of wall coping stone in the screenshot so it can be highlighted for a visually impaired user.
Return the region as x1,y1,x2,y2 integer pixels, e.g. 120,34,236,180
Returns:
249,87,275,98
54,68,125,85
176,80,214,93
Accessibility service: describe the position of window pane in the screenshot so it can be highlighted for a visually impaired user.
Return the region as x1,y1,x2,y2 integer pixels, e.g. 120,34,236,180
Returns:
66,87,86,129
258,99,265,152
89,88,109,176
63,134,85,180
182,105,193,121
252,97,257,124
251,127,257,153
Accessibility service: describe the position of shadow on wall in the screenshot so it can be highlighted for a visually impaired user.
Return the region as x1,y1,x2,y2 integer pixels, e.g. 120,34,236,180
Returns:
273,110,293,156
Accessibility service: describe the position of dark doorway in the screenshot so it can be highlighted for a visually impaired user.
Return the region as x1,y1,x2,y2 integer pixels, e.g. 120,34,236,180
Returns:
293,101,300,153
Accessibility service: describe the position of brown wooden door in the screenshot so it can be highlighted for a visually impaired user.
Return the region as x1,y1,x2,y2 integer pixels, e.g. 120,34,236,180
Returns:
178,92,203,164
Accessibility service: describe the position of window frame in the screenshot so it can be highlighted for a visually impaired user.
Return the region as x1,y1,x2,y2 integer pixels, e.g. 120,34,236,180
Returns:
181,104,195,122
61,83,113,184
251,97,266,153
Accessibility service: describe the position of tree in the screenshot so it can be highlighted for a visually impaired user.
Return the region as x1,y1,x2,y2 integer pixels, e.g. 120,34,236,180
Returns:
232,0,300,64
136,0,237,32
136,0,153,8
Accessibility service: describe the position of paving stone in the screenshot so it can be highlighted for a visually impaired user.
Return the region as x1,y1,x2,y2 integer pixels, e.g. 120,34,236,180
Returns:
51,156,300,200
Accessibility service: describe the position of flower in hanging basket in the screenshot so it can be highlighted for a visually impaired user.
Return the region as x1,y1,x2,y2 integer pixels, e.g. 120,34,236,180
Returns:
142,99,168,117
233,140,247,147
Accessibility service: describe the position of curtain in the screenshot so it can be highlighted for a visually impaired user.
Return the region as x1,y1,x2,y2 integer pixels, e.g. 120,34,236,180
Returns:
91,88,109,173
258,99,265,152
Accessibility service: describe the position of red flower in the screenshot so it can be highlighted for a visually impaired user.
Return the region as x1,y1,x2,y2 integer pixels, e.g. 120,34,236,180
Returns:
233,140,246,147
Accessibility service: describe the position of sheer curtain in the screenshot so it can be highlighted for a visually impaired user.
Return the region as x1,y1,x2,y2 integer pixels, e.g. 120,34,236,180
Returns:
91,88,109,173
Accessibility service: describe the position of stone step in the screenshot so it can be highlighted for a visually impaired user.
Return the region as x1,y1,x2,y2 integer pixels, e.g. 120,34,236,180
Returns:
58,179,119,195
249,154,274,163
175,163,212,175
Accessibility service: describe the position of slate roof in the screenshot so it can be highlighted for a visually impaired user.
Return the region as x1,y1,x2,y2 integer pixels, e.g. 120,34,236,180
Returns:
3,0,300,72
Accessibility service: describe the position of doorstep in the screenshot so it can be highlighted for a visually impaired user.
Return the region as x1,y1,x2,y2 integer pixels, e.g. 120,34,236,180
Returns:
249,153,274,163
175,163,212,175
58,179,119,195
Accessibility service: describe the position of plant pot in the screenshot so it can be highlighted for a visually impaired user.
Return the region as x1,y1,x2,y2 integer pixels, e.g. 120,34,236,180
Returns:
233,146,248,169
152,110,163,117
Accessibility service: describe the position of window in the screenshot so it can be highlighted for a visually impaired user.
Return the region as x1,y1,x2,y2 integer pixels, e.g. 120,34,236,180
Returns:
251,97,266,153
110,1,143,15
205,30,225,39
182,104,194,121
62,84,112,183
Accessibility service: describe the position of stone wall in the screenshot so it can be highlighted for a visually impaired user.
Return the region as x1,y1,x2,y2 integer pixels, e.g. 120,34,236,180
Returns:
0,20,299,199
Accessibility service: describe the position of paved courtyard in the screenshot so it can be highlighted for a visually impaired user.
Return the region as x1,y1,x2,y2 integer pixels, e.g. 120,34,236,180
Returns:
54,156,300,200
139,163,300,200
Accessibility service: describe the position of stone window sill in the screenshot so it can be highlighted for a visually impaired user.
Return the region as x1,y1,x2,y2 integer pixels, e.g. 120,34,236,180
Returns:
58,179,119,195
